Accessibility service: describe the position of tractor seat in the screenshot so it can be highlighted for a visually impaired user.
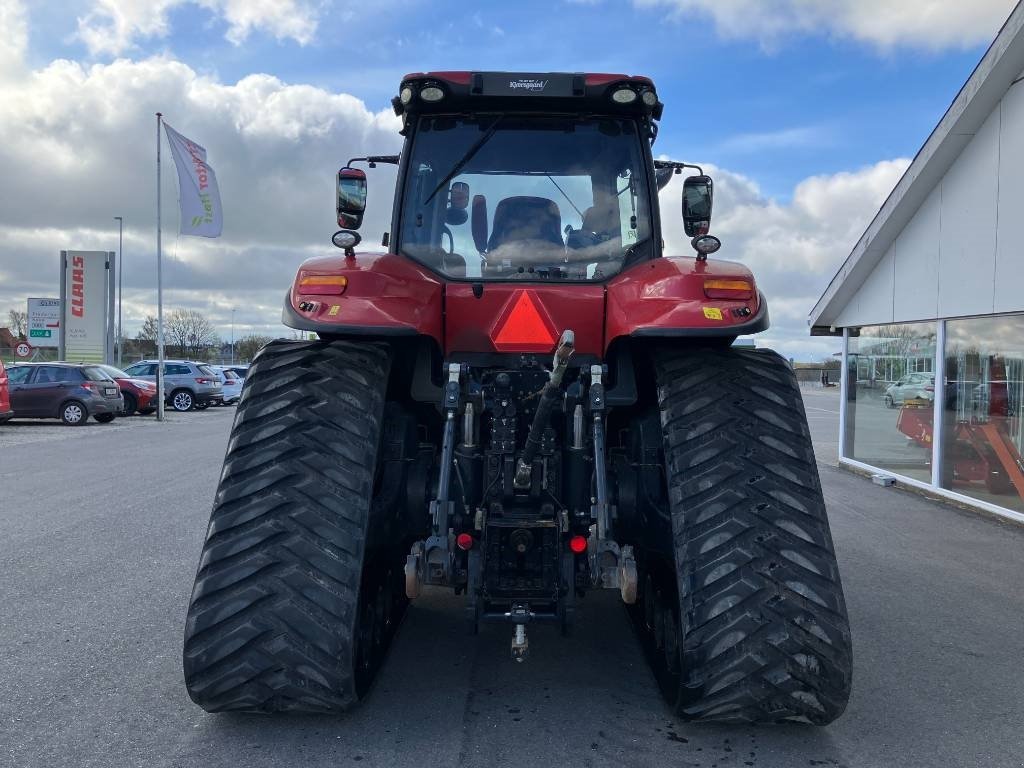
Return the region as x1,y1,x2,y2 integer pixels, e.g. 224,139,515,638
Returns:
487,196,563,252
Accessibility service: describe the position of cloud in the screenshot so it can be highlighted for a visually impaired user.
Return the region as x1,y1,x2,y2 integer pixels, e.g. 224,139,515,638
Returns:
0,0,27,78
76,0,321,56
714,124,835,155
0,6,401,340
636,0,1017,50
657,158,910,359
0,0,908,361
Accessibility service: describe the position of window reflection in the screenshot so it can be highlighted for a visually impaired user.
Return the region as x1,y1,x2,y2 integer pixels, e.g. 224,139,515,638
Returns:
940,315,1024,512
846,323,936,482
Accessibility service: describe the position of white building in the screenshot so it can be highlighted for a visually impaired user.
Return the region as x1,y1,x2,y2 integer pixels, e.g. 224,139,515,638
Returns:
809,3,1024,524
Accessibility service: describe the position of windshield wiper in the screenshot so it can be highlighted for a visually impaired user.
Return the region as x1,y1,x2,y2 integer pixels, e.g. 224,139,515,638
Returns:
423,115,505,205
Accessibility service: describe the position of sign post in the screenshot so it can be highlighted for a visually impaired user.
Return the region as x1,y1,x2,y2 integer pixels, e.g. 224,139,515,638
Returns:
27,298,61,348
59,251,113,364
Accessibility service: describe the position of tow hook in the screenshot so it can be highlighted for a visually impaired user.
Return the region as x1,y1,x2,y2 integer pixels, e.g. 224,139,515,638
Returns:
619,545,638,604
404,542,423,599
509,603,530,662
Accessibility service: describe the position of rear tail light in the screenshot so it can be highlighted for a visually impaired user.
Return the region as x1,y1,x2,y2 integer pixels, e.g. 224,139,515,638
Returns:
195,378,212,384
83,382,101,393
703,279,754,300
456,533,474,551
569,535,588,554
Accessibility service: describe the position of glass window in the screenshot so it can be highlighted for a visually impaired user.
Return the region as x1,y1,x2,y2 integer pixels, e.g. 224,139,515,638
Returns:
940,314,1024,513
33,366,61,384
845,322,936,482
399,115,654,281
53,367,83,382
197,365,216,376
98,364,127,379
124,363,154,376
7,366,30,384
82,366,112,381
165,364,191,375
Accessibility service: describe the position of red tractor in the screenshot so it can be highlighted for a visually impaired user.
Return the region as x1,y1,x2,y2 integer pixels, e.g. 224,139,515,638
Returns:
183,72,852,723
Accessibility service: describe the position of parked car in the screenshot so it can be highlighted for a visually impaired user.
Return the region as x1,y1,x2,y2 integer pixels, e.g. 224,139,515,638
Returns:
96,364,158,415
884,373,935,408
222,364,249,381
121,359,224,411
210,366,243,404
0,359,13,423
4,363,123,425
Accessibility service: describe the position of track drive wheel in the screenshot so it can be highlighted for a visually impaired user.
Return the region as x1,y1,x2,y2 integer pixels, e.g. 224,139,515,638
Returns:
182,339,403,712
645,346,852,724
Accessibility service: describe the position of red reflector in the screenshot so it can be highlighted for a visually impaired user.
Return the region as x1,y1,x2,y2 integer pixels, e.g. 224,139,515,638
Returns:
456,533,474,551
492,290,557,352
569,535,588,554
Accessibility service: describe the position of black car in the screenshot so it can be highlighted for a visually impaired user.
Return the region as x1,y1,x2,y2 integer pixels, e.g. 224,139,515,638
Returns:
5,363,124,425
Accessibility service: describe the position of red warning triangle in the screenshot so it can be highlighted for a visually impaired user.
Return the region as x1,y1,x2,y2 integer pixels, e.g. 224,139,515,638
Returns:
492,290,557,350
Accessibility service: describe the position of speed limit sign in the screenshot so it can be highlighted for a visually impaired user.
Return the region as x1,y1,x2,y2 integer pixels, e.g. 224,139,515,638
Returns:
15,341,32,358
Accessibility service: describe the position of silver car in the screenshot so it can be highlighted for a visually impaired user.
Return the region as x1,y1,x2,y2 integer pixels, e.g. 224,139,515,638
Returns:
122,359,224,411
211,366,243,405
884,373,934,408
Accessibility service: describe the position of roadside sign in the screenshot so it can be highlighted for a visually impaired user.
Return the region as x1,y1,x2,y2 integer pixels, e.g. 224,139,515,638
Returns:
15,341,32,358
27,298,61,349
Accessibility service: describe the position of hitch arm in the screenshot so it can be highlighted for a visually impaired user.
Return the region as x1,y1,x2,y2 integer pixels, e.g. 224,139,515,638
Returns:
514,330,575,489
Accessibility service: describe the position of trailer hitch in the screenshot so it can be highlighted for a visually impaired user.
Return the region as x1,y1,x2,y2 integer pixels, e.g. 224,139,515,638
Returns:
588,364,638,604
406,363,464,597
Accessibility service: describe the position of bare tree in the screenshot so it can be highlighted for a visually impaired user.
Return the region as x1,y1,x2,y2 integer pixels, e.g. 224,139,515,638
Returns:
166,309,220,359
136,315,159,342
235,334,273,363
7,309,27,339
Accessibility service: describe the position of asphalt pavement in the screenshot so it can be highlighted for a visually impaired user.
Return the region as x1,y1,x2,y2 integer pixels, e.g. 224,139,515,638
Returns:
2,392,1023,768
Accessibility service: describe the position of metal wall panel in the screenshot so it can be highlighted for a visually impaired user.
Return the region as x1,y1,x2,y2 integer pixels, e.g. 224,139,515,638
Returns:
937,107,1000,318
835,243,895,327
893,185,941,322
995,81,1024,314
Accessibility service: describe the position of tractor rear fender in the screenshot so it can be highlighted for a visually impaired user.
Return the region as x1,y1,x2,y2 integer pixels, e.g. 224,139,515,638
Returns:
604,256,768,351
283,251,444,345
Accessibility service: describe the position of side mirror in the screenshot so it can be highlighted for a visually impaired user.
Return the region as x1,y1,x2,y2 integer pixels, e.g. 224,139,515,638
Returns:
682,174,713,237
337,167,367,230
445,181,470,226
471,194,488,253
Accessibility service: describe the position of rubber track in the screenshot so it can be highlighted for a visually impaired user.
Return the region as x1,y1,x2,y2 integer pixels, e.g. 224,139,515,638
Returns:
655,346,852,724
182,339,390,713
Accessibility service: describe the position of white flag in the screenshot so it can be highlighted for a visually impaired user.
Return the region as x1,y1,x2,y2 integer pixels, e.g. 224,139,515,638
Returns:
163,122,223,237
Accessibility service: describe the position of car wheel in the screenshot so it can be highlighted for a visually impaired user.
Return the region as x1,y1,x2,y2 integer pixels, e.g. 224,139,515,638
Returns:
95,413,116,423
172,390,195,412
122,393,137,416
61,400,88,426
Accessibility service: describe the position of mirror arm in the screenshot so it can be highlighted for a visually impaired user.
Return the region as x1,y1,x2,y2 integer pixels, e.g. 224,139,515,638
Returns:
653,159,703,176
346,155,400,168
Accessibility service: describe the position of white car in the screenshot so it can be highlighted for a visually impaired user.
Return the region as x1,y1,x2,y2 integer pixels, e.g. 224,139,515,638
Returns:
212,367,243,404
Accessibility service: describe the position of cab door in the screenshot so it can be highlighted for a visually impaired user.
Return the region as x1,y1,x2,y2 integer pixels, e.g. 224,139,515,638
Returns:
6,366,33,415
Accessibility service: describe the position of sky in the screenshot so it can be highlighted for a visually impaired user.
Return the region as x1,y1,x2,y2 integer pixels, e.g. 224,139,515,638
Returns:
0,0,1018,360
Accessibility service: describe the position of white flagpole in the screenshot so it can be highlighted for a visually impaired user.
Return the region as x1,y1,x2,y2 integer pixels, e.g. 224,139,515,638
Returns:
156,112,166,421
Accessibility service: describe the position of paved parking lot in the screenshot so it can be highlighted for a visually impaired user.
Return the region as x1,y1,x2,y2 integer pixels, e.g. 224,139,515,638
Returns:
2,390,1023,768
